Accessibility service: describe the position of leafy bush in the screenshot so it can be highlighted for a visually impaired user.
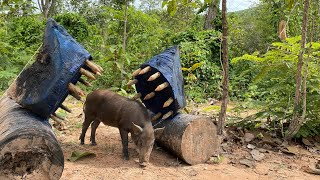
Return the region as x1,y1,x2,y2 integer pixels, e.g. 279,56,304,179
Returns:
231,36,320,137
172,30,222,101
54,13,89,42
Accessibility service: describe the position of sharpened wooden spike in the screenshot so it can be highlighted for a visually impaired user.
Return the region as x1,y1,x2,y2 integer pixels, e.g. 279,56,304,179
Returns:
79,78,92,87
127,79,138,86
60,104,72,113
50,115,63,124
52,113,66,121
96,64,104,72
96,71,102,76
85,60,101,74
69,92,84,102
132,93,142,100
143,92,155,100
80,68,96,80
155,82,169,91
138,66,151,75
162,111,173,120
68,83,85,96
147,72,161,81
132,68,141,77
163,97,174,108
151,112,162,122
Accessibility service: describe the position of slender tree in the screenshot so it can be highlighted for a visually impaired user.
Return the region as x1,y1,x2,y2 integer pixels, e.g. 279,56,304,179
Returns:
204,0,220,30
218,0,228,135
37,0,54,19
285,0,310,139
123,0,129,53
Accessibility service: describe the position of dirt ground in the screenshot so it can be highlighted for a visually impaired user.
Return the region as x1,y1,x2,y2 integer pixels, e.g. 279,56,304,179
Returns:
54,100,320,180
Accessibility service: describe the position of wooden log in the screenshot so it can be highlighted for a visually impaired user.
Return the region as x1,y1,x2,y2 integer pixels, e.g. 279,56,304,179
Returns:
0,97,64,180
155,114,218,165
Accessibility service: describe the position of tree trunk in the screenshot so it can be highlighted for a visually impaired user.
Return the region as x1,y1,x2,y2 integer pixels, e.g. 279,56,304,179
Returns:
218,0,229,136
155,114,218,165
204,0,220,30
38,0,53,19
285,0,310,139
123,0,129,53
0,97,64,180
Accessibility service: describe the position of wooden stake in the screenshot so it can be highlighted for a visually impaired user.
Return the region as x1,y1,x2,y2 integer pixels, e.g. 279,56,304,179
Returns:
151,112,162,122
143,92,155,100
50,114,63,124
96,64,104,72
162,111,173,119
155,82,169,91
60,104,72,113
132,68,141,77
80,68,96,80
132,93,142,100
68,83,85,96
52,113,66,121
79,78,92,87
138,66,151,75
69,92,84,102
85,60,102,74
127,79,138,86
163,97,174,108
147,72,161,81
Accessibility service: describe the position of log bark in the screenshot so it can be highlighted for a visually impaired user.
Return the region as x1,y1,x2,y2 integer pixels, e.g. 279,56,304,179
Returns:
155,114,218,165
0,97,64,180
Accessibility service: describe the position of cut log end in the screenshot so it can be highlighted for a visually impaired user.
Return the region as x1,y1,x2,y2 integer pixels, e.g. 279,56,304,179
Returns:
156,114,218,165
0,97,64,180
180,117,218,165
0,137,64,180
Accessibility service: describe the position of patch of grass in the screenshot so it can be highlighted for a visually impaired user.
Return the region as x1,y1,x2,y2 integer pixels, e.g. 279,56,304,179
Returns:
201,105,232,113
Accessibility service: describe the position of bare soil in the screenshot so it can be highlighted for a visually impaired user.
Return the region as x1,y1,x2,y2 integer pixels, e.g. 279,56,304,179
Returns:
55,100,320,180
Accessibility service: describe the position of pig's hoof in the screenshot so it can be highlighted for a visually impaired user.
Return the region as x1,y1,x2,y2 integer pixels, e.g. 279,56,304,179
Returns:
80,142,84,145
91,142,97,146
123,156,129,160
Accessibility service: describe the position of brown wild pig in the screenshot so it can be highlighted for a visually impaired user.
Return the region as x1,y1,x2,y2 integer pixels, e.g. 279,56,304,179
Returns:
79,89,164,166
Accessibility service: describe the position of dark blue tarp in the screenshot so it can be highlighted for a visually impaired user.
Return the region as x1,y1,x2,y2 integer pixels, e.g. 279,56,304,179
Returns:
7,18,91,119
135,46,186,123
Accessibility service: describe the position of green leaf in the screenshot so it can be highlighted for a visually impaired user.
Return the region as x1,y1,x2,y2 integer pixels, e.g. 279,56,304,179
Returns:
68,151,96,162
189,62,204,71
162,1,168,8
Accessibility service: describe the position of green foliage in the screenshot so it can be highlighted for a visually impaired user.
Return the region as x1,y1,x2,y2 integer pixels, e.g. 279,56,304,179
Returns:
172,30,222,101
54,13,89,42
231,36,320,137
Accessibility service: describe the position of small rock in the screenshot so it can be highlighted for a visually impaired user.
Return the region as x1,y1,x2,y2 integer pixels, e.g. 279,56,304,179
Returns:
273,138,282,145
302,138,313,146
239,159,255,168
244,133,255,142
251,149,265,161
247,144,256,149
258,148,268,153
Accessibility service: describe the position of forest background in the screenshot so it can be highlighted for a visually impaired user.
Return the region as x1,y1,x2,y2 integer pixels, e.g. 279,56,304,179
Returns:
0,0,320,139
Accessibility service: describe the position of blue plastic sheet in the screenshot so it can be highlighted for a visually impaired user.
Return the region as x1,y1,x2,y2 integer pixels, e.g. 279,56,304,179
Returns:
7,18,91,119
135,46,186,123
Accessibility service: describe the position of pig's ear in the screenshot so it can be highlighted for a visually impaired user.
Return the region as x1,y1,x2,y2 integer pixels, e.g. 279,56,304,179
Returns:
132,122,143,134
154,127,165,139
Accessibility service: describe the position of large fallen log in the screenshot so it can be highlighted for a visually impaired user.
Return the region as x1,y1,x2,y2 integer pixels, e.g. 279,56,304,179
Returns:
0,97,64,179
155,114,219,165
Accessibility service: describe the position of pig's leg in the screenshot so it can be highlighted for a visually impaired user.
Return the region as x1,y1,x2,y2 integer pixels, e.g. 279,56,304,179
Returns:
79,116,93,145
90,119,100,146
119,129,129,160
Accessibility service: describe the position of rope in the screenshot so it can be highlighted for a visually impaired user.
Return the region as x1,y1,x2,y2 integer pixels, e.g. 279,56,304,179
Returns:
3,43,43,96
